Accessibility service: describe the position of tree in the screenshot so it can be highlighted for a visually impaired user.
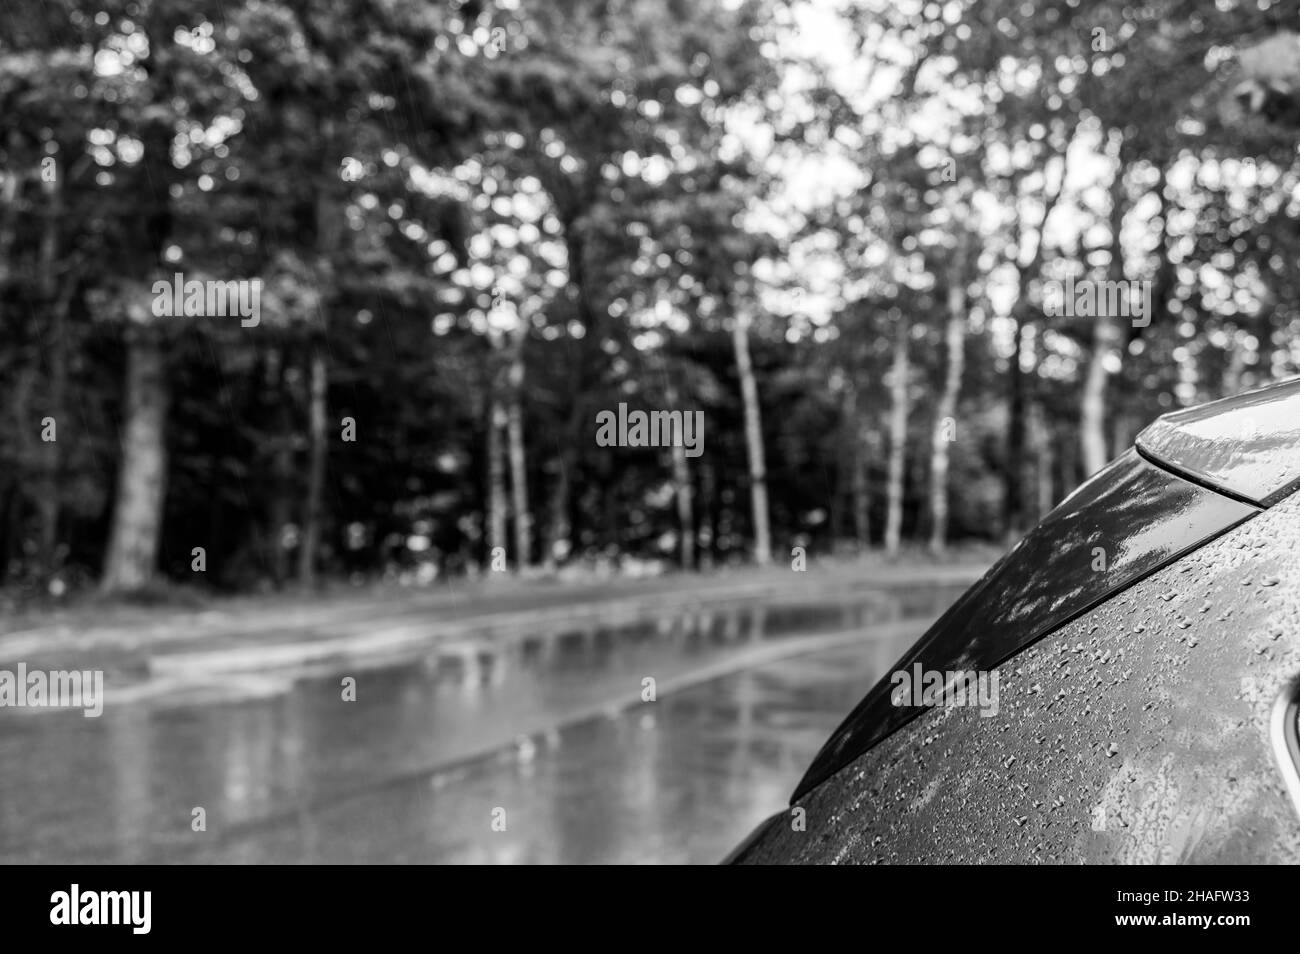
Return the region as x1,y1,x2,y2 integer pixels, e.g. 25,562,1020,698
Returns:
883,313,909,557
928,222,970,553
731,303,772,566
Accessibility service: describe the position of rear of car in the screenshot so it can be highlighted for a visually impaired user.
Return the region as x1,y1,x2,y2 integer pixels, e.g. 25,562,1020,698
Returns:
729,377,1300,863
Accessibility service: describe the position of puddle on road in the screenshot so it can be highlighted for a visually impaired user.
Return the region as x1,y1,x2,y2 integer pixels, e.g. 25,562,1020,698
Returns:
0,585,964,863
176,639,923,864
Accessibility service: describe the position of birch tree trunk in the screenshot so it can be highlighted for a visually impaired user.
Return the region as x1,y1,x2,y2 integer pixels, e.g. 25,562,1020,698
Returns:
1081,317,1116,476
1081,163,1126,477
486,397,509,568
505,324,532,571
731,309,770,566
1004,317,1029,538
884,317,909,556
928,236,968,553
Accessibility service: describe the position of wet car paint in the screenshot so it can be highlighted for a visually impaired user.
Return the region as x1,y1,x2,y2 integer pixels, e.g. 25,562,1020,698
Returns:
734,489,1300,864
1137,375,1300,506
792,449,1259,801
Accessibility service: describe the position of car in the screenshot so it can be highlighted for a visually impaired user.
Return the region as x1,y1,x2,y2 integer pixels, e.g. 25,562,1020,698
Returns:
725,377,1300,864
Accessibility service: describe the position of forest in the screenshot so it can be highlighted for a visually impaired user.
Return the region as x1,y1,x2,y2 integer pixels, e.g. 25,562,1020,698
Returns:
2,0,1299,599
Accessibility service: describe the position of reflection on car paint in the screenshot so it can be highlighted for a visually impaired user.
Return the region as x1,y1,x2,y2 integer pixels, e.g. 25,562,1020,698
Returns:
738,491,1300,863
792,449,1259,801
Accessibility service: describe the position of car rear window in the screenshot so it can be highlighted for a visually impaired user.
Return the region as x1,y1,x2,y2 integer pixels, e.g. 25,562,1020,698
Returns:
792,448,1259,801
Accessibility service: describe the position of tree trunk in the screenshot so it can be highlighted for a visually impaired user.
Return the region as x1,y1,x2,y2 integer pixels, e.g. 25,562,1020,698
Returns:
1031,401,1055,518
1003,317,1028,538
1222,338,1246,398
102,330,169,593
486,398,509,566
103,13,177,595
267,348,294,585
884,317,909,556
664,378,696,570
1081,166,1127,477
505,327,532,571
928,237,968,553
543,449,574,569
1024,327,1051,520
297,348,327,585
549,415,582,565
296,113,347,587
547,222,599,568
1080,325,1115,476
698,459,716,571
669,441,695,570
543,453,571,570
731,309,771,566
506,397,530,569
37,168,68,578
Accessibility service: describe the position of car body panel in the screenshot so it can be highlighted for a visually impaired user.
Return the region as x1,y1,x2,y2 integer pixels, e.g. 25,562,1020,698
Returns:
734,491,1300,864
1137,376,1300,506
792,449,1259,801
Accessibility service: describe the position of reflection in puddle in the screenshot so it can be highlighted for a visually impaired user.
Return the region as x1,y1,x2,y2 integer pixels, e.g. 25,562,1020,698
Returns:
0,586,959,863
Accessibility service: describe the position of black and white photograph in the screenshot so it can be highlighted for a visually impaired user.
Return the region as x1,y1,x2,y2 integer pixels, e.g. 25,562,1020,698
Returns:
2,0,1300,892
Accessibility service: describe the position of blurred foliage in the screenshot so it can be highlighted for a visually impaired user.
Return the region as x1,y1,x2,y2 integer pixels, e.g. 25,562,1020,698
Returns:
1,0,1299,598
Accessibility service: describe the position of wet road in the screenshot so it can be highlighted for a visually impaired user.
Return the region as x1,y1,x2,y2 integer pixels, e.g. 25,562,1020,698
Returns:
0,586,963,864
